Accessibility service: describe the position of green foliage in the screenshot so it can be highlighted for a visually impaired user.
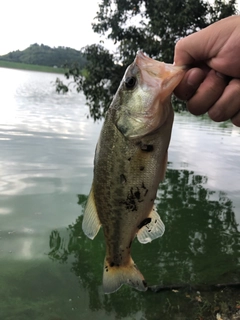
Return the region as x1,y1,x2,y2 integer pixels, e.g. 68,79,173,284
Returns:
57,0,237,120
60,45,126,120
93,0,237,63
0,43,86,68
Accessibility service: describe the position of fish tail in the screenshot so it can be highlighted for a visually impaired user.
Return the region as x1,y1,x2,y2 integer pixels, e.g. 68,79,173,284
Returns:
103,256,147,294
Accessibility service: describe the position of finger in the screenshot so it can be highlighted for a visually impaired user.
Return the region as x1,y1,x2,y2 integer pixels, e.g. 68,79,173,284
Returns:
186,69,228,116
207,78,240,124
174,17,239,68
174,29,218,66
174,68,206,101
231,112,240,127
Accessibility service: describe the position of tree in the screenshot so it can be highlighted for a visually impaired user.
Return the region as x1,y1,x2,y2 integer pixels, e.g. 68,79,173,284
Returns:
0,43,86,68
56,0,237,120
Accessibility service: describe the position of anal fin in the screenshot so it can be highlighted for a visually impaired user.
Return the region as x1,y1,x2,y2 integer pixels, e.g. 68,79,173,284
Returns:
137,207,165,244
82,187,101,240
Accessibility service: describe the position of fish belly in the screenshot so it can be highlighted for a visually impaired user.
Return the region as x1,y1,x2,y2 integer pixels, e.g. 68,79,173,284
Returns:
92,117,168,293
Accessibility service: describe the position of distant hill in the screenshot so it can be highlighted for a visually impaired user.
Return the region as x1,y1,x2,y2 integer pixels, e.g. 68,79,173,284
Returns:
0,43,86,68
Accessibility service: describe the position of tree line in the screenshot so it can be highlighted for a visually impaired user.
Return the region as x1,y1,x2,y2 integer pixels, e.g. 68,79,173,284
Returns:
56,0,237,120
0,43,86,69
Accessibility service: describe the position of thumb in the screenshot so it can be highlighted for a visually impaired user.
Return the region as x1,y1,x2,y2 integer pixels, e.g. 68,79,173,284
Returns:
174,16,233,66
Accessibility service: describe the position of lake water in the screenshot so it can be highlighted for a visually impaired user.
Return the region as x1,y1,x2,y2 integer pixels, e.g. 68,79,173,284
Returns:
0,68,240,320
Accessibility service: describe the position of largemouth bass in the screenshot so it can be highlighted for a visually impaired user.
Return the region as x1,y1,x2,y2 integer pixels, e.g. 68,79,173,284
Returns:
82,51,184,294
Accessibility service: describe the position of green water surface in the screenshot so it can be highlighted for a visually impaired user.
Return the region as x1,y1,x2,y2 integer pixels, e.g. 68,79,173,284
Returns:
0,68,240,320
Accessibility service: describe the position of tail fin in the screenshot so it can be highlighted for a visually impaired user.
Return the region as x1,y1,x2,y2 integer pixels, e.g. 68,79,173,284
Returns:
103,257,148,294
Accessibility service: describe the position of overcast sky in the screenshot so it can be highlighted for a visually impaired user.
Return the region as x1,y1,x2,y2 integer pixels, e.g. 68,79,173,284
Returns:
1,0,239,56
0,0,106,55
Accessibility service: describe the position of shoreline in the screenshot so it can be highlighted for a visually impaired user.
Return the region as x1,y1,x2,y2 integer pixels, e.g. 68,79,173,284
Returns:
0,60,65,74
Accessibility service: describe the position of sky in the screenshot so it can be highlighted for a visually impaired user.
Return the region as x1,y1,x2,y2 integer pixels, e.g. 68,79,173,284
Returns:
0,0,108,55
1,0,239,56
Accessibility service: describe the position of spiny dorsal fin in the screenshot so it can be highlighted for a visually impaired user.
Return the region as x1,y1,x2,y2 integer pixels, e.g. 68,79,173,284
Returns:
82,187,101,240
137,207,165,244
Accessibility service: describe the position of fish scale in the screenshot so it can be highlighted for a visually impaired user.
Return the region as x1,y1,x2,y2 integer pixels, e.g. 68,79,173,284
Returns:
82,51,185,293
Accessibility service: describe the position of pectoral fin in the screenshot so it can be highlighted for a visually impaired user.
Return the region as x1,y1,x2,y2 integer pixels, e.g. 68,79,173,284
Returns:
82,187,101,239
137,207,165,244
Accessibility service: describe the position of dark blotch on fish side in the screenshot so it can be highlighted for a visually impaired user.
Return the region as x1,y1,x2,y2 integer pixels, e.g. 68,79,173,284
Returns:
139,166,145,171
134,190,141,200
127,157,131,161
119,188,138,211
141,182,146,189
138,217,151,229
109,261,120,267
120,173,127,184
140,144,154,152
140,182,148,196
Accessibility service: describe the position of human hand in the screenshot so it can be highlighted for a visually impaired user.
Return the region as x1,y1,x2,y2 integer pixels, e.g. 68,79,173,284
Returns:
174,15,240,127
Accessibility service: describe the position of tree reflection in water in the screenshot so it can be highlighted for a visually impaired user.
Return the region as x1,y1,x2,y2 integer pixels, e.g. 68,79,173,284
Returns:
153,169,240,285
49,168,240,318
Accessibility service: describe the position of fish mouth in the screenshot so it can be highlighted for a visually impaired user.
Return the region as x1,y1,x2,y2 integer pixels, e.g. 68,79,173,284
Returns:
113,51,185,139
134,51,185,101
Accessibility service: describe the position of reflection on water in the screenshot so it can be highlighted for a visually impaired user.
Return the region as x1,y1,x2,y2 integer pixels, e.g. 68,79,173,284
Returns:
0,68,240,319
49,168,240,318
156,169,240,284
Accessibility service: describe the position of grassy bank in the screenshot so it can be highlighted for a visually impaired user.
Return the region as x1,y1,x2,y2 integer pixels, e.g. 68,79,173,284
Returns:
0,60,65,74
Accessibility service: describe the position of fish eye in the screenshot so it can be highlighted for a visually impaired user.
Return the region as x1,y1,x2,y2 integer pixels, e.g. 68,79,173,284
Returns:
125,76,136,89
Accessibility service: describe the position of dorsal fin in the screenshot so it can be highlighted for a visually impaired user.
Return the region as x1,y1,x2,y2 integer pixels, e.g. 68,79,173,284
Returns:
82,187,101,239
137,207,165,244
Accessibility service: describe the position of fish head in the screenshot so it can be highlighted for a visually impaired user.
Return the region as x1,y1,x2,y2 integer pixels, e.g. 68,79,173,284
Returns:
111,51,185,139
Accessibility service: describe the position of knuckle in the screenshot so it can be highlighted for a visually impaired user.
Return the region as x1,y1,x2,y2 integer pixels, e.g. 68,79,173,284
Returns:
207,76,225,96
175,39,184,51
